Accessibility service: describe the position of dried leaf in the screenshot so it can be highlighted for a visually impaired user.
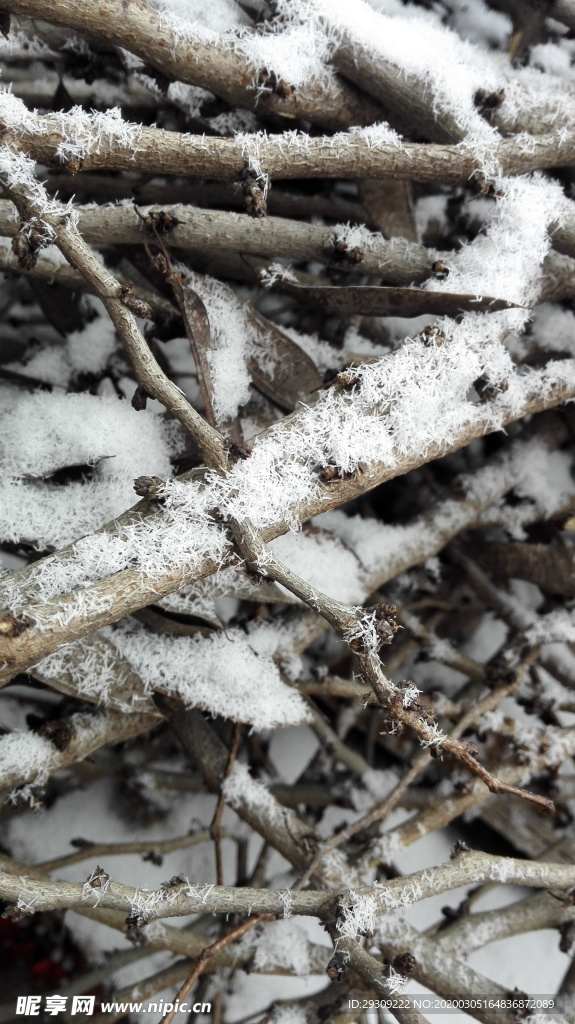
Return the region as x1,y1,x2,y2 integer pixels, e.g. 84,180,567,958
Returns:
359,178,417,242
273,281,519,318
27,279,85,337
172,279,216,426
247,308,321,411
469,542,575,597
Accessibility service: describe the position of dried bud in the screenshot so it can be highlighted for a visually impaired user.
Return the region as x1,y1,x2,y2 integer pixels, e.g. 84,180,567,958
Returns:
143,209,180,234
422,324,445,347
474,87,505,116
373,603,399,646
65,156,83,175
319,464,340,483
0,612,30,637
119,284,153,319
450,839,470,859
1,902,27,921
133,475,166,502
143,849,164,866
431,259,449,280
391,952,417,976
11,226,45,271
125,914,146,945
86,865,110,889
225,440,251,462
257,67,294,98
318,463,356,484
334,369,361,390
326,952,347,982
328,236,363,265
474,375,508,402
131,385,150,411
239,165,269,219
36,718,74,751
151,252,170,277
161,874,187,888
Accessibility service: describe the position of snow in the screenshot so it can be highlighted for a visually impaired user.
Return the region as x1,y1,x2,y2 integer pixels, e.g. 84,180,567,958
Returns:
269,530,365,605
107,621,311,730
425,175,560,314
0,730,55,791
4,297,117,387
336,890,378,938
269,1009,308,1024
150,0,248,37
237,20,332,90
183,271,254,424
66,300,118,375
245,919,313,975
52,106,143,163
222,762,284,824
532,303,575,356
0,390,178,550
446,0,512,49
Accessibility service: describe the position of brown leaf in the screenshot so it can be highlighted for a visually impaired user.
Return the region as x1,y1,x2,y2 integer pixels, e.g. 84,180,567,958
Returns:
469,542,575,597
359,178,417,242
272,281,519,318
247,308,322,410
172,280,216,426
27,278,85,337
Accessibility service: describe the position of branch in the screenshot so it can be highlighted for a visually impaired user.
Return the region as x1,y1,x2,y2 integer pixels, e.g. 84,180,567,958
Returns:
36,830,218,873
0,167,227,469
157,913,271,1024
2,369,574,684
0,199,436,284
4,105,575,183
0,709,156,796
0,237,177,317
1,850,573,921
298,674,524,887
0,0,382,130
231,519,553,812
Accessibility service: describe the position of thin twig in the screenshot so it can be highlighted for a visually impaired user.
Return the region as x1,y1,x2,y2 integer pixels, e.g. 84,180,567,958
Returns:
210,723,241,886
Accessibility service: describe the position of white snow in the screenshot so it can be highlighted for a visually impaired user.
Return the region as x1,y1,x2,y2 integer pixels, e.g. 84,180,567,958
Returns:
107,621,311,730
0,390,178,550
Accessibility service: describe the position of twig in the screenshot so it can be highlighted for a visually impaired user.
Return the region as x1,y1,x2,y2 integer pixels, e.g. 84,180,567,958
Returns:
0,0,381,130
158,913,271,1024
295,672,527,888
35,830,217,872
0,199,437,284
2,851,574,919
210,723,241,886
5,107,575,184
232,521,554,812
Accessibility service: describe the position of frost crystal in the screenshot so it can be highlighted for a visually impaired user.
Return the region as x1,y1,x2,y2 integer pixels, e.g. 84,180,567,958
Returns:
336,890,378,938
